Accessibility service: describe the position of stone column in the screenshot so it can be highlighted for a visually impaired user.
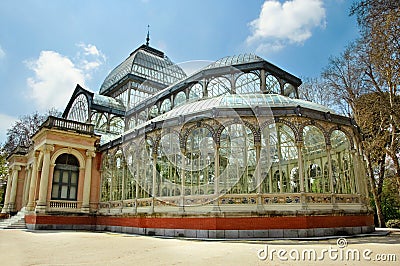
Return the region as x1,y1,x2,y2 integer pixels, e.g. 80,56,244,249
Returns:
82,150,96,213
35,144,54,213
27,153,39,211
22,166,32,207
8,165,22,212
1,169,13,213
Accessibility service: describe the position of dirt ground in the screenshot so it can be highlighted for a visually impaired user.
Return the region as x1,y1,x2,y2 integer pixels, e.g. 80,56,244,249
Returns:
0,230,399,266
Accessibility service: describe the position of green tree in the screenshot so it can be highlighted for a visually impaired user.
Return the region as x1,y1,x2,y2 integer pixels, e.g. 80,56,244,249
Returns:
3,108,61,155
0,148,8,207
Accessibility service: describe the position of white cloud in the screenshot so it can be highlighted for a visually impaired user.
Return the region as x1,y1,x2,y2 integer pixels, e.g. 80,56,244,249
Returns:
247,0,326,53
0,45,5,59
78,43,100,56
25,43,106,111
0,113,16,144
25,51,86,111
76,43,106,78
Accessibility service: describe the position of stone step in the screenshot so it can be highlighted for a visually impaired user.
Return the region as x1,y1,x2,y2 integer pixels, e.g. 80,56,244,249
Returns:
0,210,27,230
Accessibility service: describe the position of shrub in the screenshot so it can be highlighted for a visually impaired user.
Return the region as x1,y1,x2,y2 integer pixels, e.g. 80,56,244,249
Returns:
386,219,400,228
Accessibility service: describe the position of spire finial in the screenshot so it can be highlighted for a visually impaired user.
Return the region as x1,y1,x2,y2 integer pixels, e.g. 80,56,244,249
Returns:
146,25,150,46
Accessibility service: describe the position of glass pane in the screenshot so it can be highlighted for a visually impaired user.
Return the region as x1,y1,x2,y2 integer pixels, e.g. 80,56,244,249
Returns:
70,186,77,199
71,172,78,184
52,184,59,198
53,170,60,182
61,185,68,198
62,171,69,183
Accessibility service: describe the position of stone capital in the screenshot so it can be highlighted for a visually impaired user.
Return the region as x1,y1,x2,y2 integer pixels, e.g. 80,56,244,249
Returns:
41,144,54,154
11,165,22,172
86,150,96,158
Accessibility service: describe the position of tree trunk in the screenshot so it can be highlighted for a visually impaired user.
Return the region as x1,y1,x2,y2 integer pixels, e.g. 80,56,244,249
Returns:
377,154,386,196
366,154,386,228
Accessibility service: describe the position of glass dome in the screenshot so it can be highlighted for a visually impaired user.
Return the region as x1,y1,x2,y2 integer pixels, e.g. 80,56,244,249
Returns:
100,45,187,94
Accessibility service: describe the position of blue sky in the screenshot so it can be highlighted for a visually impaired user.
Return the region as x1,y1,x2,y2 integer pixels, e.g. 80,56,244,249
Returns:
0,0,359,144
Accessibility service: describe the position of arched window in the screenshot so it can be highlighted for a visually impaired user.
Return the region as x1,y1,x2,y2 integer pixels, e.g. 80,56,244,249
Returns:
91,112,108,132
219,123,255,194
283,83,297,98
207,77,231,97
112,150,124,201
137,110,147,125
261,123,297,193
100,153,112,202
67,94,89,123
189,83,203,100
235,72,260,94
51,154,80,200
186,127,215,196
137,139,153,198
174,91,187,108
160,99,171,114
303,125,327,193
124,143,137,200
149,105,159,119
330,130,355,194
157,133,181,197
109,116,124,134
265,75,280,94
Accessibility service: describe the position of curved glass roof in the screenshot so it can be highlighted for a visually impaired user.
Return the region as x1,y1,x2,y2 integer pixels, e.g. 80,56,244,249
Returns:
100,46,187,94
204,54,264,69
153,94,335,122
93,94,125,111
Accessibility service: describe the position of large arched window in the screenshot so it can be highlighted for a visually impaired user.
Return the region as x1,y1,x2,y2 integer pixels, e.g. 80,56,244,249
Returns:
112,150,124,201
189,83,203,100
283,83,297,98
303,125,328,193
109,116,124,134
100,153,112,202
330,130,355,194
174,91,187,108
160,99,171,114
261,123,298,193
235,72,260,94
186,127,215,195
124,143,137,200
265,75,281,94
51,154,80,201
219,123,255,194
91,112,108,132
157,133,181,197
207,77,231,97
137,139,153,198
67,94,89,123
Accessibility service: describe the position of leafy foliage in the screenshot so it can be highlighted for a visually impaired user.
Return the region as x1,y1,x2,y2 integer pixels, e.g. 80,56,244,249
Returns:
2,109,61,155
0,148,8,206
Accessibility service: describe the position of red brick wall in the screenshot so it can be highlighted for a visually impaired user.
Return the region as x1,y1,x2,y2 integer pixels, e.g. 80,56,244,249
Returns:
25,214,374,230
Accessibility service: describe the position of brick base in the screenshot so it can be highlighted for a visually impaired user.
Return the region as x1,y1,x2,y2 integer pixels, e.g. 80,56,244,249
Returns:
25,214,375,239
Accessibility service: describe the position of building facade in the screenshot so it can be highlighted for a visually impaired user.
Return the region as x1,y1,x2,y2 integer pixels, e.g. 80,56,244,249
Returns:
1,43,374,238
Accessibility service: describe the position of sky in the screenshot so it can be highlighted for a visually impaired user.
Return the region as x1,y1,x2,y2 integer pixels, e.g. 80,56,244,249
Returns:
0,0,360,144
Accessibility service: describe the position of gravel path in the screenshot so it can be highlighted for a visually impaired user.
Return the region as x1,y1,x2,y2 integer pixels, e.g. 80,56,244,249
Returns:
0,230,399,265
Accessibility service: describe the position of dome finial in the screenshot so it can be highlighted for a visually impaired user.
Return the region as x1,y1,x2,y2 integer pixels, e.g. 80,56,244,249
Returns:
146,25,150,46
